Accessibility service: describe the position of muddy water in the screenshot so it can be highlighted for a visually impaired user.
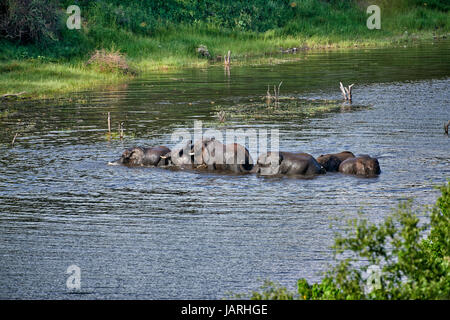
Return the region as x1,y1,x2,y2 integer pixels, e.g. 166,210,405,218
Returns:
0,40,449,299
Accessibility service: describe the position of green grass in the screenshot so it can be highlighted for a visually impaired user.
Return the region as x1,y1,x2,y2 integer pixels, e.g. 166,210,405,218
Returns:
0,0,449,99
0,57,131,99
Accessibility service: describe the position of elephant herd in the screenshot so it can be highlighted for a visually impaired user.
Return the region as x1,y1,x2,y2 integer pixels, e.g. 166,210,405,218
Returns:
108,138,381,177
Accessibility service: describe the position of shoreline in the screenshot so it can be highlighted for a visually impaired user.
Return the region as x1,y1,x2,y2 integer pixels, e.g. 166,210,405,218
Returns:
1,32,448,101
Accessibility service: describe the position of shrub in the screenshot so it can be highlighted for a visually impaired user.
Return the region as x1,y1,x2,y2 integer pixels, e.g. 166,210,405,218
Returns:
407,0,450,11
0,0,62,44
86,49,135,75
250,280,296,300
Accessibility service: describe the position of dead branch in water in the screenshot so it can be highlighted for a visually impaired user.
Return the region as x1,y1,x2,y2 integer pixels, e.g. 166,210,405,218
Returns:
11,133,19,147
217,110,226,123
340,82,354,102
265,82,283,106
224,50,231,67
119,122,124,139
107,112,111,134
274,81,283,107
1,92,26,100
445,120,450,135
339,82,346,100
266,85,272,104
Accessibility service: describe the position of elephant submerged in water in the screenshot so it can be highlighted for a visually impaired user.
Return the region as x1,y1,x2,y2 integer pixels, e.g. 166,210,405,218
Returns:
255,151,325,176
108,143,380,178
108,146,171,167
158,138,254,173
191,138,254,173
317,151,355,172
160,140,195,168
338,155,381,176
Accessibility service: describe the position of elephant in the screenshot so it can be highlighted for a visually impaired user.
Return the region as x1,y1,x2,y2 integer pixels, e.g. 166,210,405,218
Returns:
191,138,254,173
338,155,381,176
160,140,195,168
255,151,326,176
108,146,171,167
317,151,355,172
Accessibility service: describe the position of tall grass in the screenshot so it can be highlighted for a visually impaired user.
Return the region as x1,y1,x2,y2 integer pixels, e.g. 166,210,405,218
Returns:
0,58,128,98
0,0,448,98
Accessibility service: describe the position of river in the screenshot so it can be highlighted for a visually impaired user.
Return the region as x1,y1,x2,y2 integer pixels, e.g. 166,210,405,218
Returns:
0,40,449,299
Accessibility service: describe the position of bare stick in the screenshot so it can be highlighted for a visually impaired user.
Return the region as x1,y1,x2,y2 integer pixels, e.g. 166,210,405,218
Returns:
119,122,124,139
274,85,277,104
11,133,19,146
274,82,281,107
265,85,272,105
344,87,350,99
347,84,354,101
340,82,355,101
277,81,283,97
107,112,111,134
224,50,231,66
339,82,347,100
1,91,26,99
217,110,226,123
445,120,450,135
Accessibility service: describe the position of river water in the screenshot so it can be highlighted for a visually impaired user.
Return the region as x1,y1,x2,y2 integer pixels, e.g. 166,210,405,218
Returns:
0,40,449,299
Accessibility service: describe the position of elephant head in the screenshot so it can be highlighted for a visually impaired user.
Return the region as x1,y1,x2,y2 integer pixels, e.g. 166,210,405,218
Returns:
161,140,195,167
109,146,171,167
338,155,381,176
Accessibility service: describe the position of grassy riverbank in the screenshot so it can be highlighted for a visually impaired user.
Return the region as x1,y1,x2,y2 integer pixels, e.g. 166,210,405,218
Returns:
0,0,449,99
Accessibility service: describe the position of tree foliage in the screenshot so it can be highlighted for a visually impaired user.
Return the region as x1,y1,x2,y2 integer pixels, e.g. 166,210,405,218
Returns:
0,0,62,44
2,0,449,45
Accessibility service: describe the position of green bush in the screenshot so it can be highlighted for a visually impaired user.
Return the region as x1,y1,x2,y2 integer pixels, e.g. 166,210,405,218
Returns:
249,280,296,300
407,0,450,11
79,0,298,33
0,0,62,44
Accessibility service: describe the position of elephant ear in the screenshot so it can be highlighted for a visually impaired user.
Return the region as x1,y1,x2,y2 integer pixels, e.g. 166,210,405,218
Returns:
130,147,144,160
